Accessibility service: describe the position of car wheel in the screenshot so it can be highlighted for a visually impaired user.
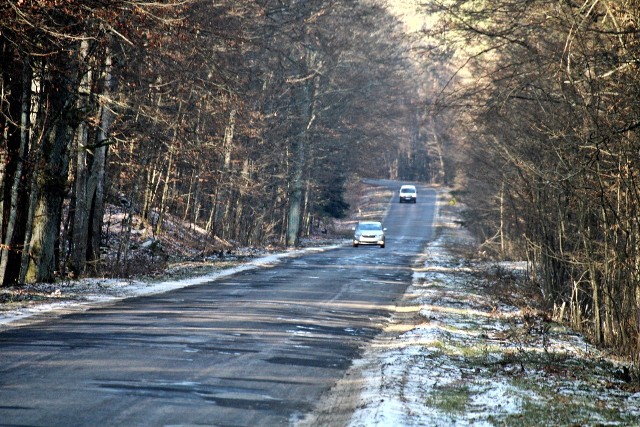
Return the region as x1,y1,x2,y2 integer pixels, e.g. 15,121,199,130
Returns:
413,199,416,203
380,243,385,248
353,243,358,247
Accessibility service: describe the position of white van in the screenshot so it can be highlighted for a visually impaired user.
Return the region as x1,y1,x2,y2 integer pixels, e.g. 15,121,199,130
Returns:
399,185,417,203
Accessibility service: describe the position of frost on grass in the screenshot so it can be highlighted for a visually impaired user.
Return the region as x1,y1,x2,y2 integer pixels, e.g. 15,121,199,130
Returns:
350,227,640,426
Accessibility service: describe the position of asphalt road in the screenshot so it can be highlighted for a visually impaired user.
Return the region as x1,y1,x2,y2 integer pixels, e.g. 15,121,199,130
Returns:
0,183,436,427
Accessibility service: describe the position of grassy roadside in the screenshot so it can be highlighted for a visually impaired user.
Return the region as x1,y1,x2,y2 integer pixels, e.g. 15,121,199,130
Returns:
371,191,640,426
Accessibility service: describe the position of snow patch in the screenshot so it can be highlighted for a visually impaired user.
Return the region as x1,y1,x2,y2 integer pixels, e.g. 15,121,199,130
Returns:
0,244,343,328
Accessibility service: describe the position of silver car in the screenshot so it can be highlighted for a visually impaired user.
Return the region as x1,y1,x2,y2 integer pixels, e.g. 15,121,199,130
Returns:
352,221,386,248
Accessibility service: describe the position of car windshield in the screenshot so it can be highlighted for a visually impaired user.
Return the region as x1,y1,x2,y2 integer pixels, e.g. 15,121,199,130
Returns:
358,223,381,231
401,188,415,193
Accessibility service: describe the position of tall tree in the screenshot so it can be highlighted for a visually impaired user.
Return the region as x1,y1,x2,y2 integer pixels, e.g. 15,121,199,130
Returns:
421,0,640,360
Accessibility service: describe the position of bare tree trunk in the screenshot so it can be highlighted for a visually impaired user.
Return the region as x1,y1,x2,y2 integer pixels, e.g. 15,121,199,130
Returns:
21,52,73,282
155,147,174,235
19,64,45,284
115,209,133,275
286,137,305,247
69,39,93,275
141,162,159,222
0,63,31,285
428,117,446,185
141,94,164,223
286,52,319,247
590,264,603,344
86,45,114,268
183,169,196,222
499,182,505,258
302,178,311,236
205,192,217,234
218,107,237,240
25,119,73,283
0,43,8,222
233,159,252,242
192,168,202,226
155,100,182,235
223,108,236,170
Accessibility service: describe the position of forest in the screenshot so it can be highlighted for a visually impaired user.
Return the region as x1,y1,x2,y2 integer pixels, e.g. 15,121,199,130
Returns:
0,0,437,284
2,0,640,364
424,0,640,366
